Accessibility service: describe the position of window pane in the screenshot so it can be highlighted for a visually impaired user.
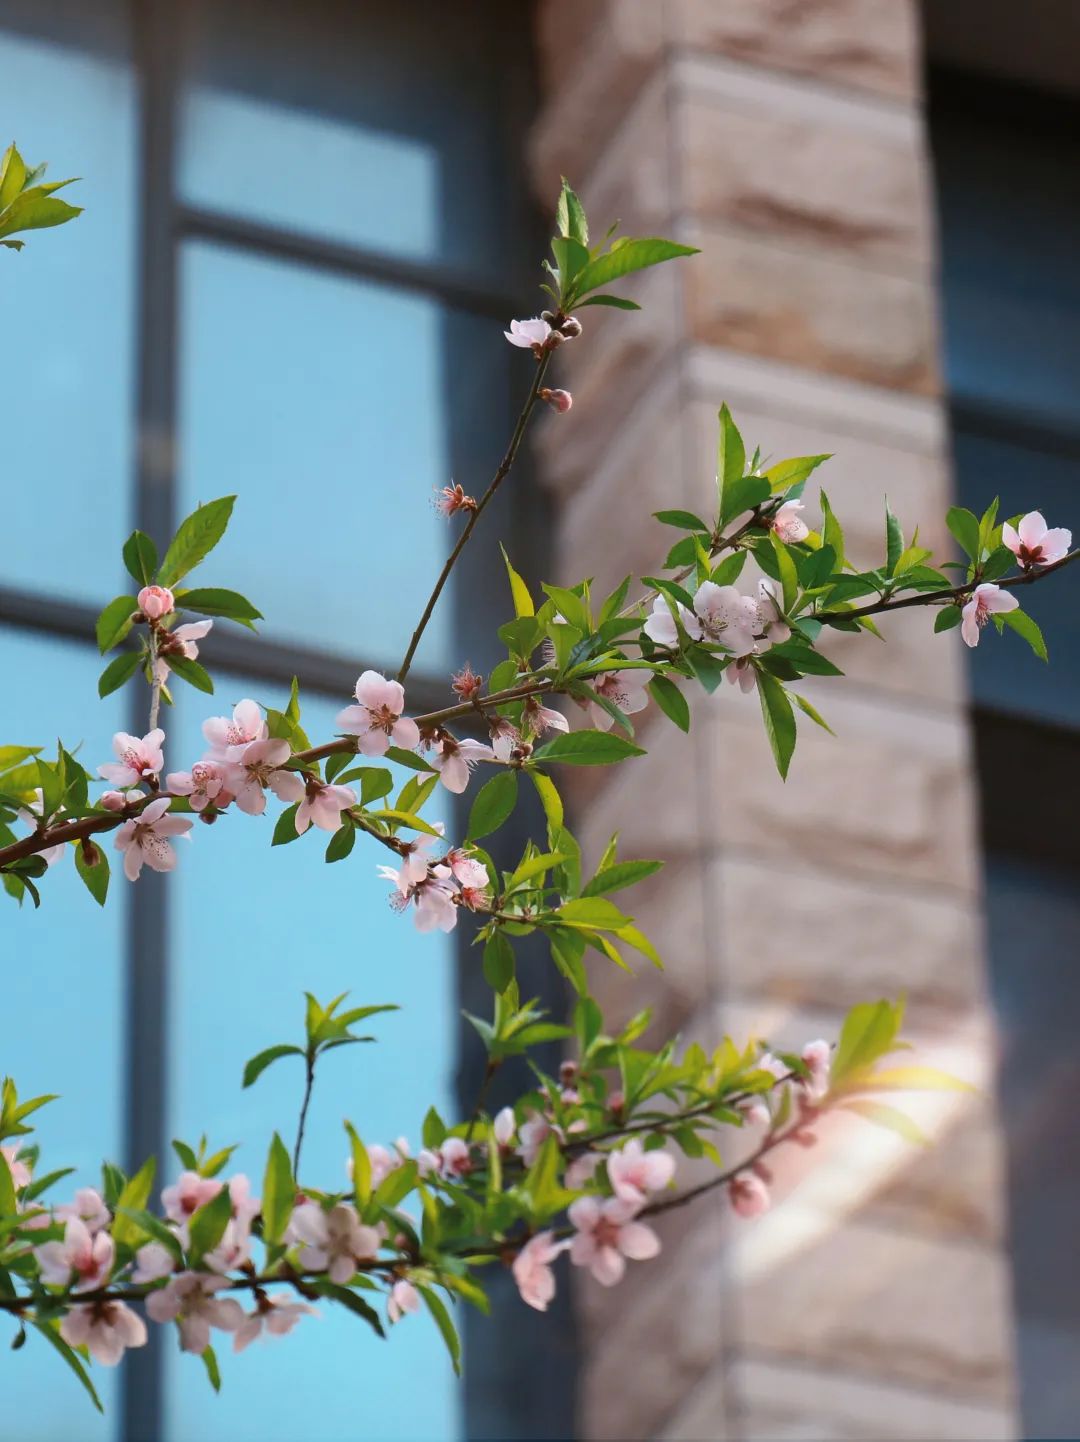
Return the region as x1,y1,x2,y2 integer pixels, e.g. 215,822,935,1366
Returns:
165,678,460,1442
178,0,526,278
0,15,135,604
178,240,482,674
0,628,127,1437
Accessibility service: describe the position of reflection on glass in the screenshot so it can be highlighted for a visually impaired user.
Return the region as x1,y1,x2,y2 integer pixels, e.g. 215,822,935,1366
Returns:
0,628,126,1437
0,24,135,603
178,242,451,671
182,87,437,260
165,678,459,1442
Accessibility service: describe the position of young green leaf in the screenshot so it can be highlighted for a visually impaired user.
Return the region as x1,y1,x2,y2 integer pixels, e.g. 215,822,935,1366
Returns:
110,1157,157,1249
158,496,236,586
648,675,690,732
501,545,534,617
96,595,138,654
29,1321,103,1414
532,731,644,767
261,1133,294,1245
174,587,262,627
757,672,797,780
167,654,214,694
573,237,699,301
946,506,981,563
187,1184,234,1262
1002,608,1047,660
242,1044,304,1089
418,1286,462,1376
483,932,516,992
122,531,158,588
467,771,518,841
97,650,143,699
716,403,745,504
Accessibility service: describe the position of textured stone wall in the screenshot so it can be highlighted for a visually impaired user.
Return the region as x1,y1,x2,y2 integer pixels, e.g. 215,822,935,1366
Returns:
528,3,1018,1438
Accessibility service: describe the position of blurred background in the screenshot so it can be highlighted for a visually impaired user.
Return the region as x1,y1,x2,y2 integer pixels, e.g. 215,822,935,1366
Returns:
1,2,1077,1440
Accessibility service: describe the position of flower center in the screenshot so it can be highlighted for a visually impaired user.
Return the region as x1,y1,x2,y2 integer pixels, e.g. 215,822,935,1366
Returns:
367,704,398,734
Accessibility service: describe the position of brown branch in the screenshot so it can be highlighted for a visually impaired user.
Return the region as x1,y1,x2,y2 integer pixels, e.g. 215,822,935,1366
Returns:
396,352,552,684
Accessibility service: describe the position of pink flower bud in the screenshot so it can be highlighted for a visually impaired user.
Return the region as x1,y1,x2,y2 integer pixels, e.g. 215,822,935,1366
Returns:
100,789,137,811
137,585,174,620
539,387,573,414
729,1173,771,1218
559,315,582,339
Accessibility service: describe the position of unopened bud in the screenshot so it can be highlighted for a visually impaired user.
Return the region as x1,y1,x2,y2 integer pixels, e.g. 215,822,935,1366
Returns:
137,585,174,621
608,1089,625,1118
558,315,582,339
559,1060,578,1086
539,387,573,415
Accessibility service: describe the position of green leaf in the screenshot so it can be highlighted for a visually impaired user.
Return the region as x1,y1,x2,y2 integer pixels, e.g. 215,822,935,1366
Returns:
770,534,799,612
934,604,961,633
418,1286,462,1375
98,650,142,698
576,293,641,310
242,1044,304,1089
557,177,588,245
122,532,158,588
792,692,835,736
720,475,770,528
0,746,40,775
582,858,663,897
573,237,699,300
467,770,518,841
175,587,262,627
110,1156,156,1249
325,823,357,863
763,454,830,492
167,654,214,694
346,1122,371,1207
551,234,590,293
483,932,516,992
885,500,904,576
831,999,903,1086
498,545,534,617
187,1184,234,1262
0,1151,17,1216
841,1099,926,1145
820,490,845,571
529,769,564,831
29,1320,103,1414
1002,608,1047,660
271,803,301,846
756,672,797,779
113,1206,184,1262
310,1279,385,1337
532,731,644,767
716,403,745,504
946,506,981,563
261,1133,294,1245
158,496,236,586
654,509,711,532
0,191,82,241
0,144,27,210
74,844,109,906
648,675,690,732
96,595,138,653
200,1345,222,1393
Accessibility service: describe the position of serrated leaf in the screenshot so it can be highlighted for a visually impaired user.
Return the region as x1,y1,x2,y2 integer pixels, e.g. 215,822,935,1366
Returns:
122,531,158,588
175,587,262,625
467,770,518,841
532,731,644,767
582,859,663,897
757,672,796,780
158,497,236,586
573,237,699,300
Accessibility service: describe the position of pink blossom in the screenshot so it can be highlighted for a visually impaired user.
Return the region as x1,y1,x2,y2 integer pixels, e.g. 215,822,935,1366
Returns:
291,1202,381,1284
607,1138,677,1208
801,1039,831,1102
224,1173,260,1229
202,698,268,762
133,1241,176,1284
738,1097,771,1129
34,1217,114,1291
518,1115,555,1167
234,1295,316,1352
426,735,493,794
772,500,810,544
61,1301,146,1365
398,828,444,886
378,862,458,933
540,386,573,414
644,583,760,657
223,738,305,817
363,1144,403,1190
337,672,421,757
137,585,174,620
203,1218,252,1274
504,317,552,352
161,1171,222,1224
729,1172,771,1218
98,728,165,788
166,759,228,812
568,1196,660,1286
439,1138,472,1180
564,1151,602,1190
512,1231,567,1311
1002,511,1071,569
1,1146,29,1190
521,696,569,738
643,594,700,649
725,657,757,694
757,579,791,644
17,789,65,867
56,1188,110,1235
295,780,357,834
146,1271,244,1354
581,670,650,731
493,1108,516,1146
960,583,1019,648
100,789,140,812
388,1278,421,1324
154,619,214,684
433,483,477,518
114,797,193,882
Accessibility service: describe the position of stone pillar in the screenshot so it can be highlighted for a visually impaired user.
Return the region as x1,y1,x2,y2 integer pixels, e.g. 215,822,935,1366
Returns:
528,3,1018,1439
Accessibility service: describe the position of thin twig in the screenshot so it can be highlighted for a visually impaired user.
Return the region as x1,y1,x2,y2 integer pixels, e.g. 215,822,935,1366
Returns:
396,353,552,684
293,1053,316,1178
